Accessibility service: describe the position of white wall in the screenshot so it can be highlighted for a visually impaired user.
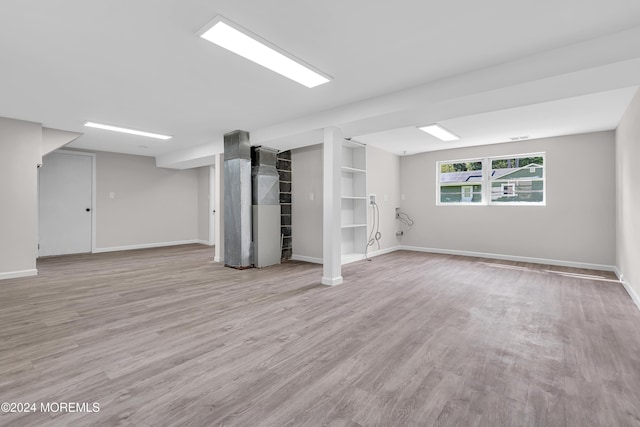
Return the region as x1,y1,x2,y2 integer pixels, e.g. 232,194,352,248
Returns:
366,145,401,254
197,166,210,243
0,117,41,279
616,89,640,307
399,131,616,268
291,144,323,260
94,151,199,250
42,127,81,157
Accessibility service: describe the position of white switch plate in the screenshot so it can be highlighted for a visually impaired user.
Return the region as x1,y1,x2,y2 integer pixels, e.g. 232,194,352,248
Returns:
109,192,115,199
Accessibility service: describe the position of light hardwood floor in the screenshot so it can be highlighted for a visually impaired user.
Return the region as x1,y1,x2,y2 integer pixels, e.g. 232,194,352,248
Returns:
1,245,639,426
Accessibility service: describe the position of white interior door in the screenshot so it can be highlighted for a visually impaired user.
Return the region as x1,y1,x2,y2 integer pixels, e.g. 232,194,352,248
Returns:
39,151,93,256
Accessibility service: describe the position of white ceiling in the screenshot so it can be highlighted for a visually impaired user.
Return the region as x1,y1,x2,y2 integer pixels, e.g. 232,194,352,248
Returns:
356,87,639,155
1,1,640,161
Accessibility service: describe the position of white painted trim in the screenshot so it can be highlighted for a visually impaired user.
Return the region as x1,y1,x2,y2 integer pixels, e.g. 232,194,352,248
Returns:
0,269,38,280
213,154,224,263
322,127,343,283
196,240,212,246
93,240,201,254
291,254,323,264
322,276,344,286
297,246,615,274
91,153,97,253
398,246,615,272
367,245,402,259
615,267,640,312
209,164,215,246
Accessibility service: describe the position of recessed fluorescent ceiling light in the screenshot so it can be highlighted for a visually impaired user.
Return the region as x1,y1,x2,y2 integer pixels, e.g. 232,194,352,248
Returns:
84,122,172,140
418,124,460,141
199,15,330,88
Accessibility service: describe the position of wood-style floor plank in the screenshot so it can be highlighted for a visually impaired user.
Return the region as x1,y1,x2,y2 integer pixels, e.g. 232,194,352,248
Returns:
0,245,639,426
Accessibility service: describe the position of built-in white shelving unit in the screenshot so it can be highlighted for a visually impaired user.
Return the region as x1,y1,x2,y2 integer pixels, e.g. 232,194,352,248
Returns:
341,140,367,264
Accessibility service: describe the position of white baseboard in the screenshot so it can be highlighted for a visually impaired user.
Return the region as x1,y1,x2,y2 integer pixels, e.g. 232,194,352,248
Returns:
293,247,402,266
0,268,38,280
93,240,202,254
322,276,344,286
291,254,323,264
367,246,402,259
398,246,616,272
615,267,640,312
195,240,213,246
213,256,223,263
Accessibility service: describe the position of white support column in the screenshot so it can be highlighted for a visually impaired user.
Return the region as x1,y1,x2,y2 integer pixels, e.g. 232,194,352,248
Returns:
322,127,343,286
213,153,225,263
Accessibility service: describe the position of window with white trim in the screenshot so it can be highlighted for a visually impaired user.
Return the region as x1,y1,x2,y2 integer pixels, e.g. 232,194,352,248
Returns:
438,160,484,204
437,153,545,205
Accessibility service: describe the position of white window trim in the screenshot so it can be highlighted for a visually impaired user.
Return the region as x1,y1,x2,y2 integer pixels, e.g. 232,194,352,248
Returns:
436,152,546,206
435,157,484,206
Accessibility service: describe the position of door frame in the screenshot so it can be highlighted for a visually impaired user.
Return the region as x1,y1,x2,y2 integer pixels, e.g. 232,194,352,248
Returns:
209,164,215,245
38,149,97,256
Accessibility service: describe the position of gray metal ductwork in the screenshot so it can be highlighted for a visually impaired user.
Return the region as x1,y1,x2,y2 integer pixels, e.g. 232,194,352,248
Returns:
224,130,252,269
252,146,282,268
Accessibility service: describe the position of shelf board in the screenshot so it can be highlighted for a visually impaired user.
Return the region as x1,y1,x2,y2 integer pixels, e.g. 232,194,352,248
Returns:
342,139,366,149
342,252,365,265
341,166,366,173
341,196,367,200
341,223,367,229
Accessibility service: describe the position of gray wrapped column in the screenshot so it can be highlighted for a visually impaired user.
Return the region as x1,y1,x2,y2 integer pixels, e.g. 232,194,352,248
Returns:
224,130,252,269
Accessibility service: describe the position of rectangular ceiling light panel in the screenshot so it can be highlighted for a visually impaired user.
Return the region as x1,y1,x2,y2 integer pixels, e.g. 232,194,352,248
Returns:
418,124,460,141
200,16,330,88
84,122,172,140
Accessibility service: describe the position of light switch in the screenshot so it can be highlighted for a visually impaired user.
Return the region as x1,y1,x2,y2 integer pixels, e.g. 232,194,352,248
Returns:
401,194,406,200
109,192,115,199
309,192,314,201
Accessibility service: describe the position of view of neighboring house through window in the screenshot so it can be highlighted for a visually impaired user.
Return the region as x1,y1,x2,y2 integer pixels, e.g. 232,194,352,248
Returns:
490,155,544,203
438,160,483,204
437,153,545,205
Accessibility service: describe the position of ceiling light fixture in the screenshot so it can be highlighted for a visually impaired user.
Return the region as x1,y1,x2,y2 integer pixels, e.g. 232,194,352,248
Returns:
84,122,172,140
418,124,460,141
199,15,331,88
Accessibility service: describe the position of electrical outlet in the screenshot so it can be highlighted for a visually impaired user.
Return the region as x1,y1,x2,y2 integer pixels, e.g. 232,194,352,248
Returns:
396,207,400,218
369,194,376,204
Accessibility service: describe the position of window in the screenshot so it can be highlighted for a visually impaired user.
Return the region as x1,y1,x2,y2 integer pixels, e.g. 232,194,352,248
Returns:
437,153,545,205
490,155,544,204
438,160,483,204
